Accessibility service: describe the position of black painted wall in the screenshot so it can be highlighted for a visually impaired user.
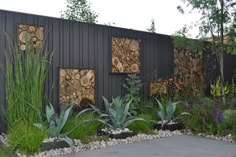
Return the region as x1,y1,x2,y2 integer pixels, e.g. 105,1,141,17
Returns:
0,10,174,132
0,9,236,133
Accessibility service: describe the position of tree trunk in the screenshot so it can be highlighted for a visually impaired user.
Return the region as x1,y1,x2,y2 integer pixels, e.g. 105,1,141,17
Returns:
219,53,225,104
220,0,225,105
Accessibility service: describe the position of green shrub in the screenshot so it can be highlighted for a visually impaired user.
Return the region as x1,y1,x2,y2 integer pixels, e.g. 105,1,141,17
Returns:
182,97,215,133
7,121,47,155
182,97,230,135
123,74,142,116
0,146,12,157
63,112,102,143
128,114,154,134
229,112,236,140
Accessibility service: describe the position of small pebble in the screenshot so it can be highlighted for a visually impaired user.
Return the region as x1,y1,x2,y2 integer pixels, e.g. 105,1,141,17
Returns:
0,129,234,157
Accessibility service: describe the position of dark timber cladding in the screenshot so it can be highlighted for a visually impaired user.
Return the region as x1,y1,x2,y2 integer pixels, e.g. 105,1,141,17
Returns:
1,10,236,133
0,10,173,112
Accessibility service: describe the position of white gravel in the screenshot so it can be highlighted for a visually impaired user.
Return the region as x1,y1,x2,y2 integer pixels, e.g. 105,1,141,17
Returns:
0,130,234,157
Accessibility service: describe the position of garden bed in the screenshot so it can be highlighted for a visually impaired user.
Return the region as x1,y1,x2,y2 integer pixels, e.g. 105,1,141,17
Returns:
1,129,235,157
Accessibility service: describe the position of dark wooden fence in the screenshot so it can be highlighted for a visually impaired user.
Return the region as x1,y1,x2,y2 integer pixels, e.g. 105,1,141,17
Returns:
0,9,174,132
0,9,236,133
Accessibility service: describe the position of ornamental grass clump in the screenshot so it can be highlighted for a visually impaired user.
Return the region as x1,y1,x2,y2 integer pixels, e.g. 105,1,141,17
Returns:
5,39,51,126
7,121,47,155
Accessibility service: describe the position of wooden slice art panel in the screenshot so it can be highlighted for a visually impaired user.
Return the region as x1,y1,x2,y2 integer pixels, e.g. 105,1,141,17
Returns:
18,24,44,51
174,48,203,92
112,37,140,73
150,81,167,96
60,69,95,108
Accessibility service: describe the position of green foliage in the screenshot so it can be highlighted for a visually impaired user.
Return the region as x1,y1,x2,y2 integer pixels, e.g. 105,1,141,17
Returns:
182,97,230,135
123,74,142,116
128,114,154,134
177,0,236,103
7,121,47,155
147,19,156,33
227,77,236,99
223,109,236,125
63,112,102,143
0,146,12,157
155,99,190,126
230,112,236,140
182,97,215,133
5,40,51,127
136,99,157,118
61,0,98,23
45,103,74,138
34,103,90,149
90,96,145,129
172,35,204,54
210,78,229,97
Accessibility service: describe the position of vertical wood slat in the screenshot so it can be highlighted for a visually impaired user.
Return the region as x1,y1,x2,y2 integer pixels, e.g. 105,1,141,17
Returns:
0,9,178,114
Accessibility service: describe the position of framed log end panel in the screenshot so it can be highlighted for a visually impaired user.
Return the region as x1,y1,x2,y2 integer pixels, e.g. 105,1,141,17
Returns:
59,69,95,108
149,81,167,96
18,24,44,51
112,37,141,73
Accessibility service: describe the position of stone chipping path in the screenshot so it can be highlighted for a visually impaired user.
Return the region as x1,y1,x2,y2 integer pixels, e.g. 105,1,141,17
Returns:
62,135,236,157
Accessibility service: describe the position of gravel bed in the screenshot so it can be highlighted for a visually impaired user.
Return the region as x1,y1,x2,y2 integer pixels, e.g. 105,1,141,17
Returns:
182,129,235,143
0,130,234,157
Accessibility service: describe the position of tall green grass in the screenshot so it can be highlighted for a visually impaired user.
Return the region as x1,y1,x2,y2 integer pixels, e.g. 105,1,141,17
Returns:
5,39,51,126
7,120,47,155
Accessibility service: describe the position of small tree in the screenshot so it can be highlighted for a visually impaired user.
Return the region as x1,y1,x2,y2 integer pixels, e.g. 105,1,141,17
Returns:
61,0,98,23
147,19,156,33
177,0,236,104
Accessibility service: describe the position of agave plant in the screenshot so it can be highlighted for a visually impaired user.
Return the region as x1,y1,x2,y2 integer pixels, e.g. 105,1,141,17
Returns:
155,99,190,127
90,96,145,130
34,103,90,149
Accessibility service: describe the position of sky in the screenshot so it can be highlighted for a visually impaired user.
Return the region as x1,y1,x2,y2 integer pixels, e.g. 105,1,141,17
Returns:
0,0,201,37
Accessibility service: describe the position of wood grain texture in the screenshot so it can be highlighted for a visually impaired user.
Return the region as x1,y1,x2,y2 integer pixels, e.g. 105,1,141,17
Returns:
112,37,140,73
174,48,204,91
59,69,95,107
18,24,43,51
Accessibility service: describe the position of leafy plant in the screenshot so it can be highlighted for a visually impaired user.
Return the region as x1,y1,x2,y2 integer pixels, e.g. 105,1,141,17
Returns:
210,78,229,98
0,146,12,157
227,77,236,99
128,114,154,134
61,0,98,23
230,112,236,141
182,97,214,133
5,39,51,126
62,112,103,143
90,96,145,130
177,0,236,104
223,109,236,125
155,99,190,126
182,97,229,135
7,121,47,155
45,103,73,138
123,74,142,116
34,103,90,149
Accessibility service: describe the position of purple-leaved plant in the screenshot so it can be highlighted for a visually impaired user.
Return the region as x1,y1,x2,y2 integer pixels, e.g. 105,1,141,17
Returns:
211,104,224,124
